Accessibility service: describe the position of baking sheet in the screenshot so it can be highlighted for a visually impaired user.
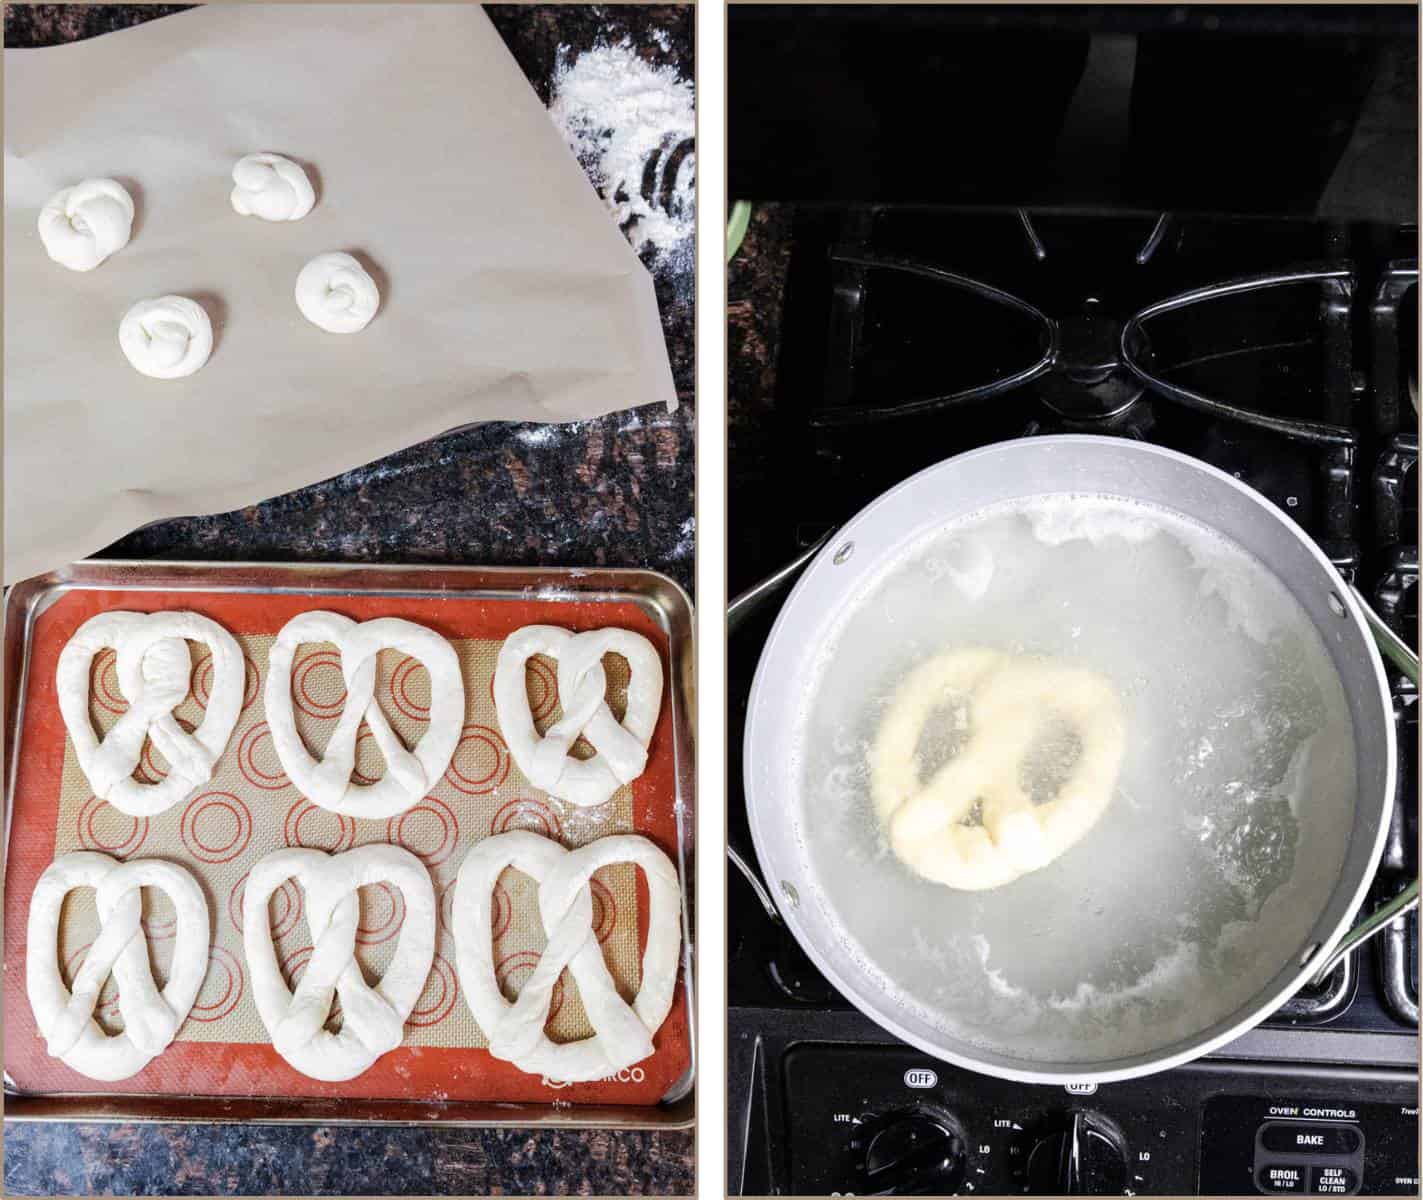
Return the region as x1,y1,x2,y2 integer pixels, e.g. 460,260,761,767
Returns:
4,578,691,1109
3,4,678,584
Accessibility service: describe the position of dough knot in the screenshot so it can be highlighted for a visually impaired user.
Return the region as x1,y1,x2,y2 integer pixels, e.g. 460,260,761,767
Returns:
38,178,134,271
294,251,380,333
230,153,315,222
118,296,214,379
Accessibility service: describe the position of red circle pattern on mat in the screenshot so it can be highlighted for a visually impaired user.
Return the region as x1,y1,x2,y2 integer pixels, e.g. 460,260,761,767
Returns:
136,718,196,784
489,798,562,840
386,797,459,868
444,725,510,796
407,952,457,1028
439,880,512,939
589,878,617,944
496,951,565,1022
229,872,303,940
237,722,291,791
390,656,432,723
143,894,178,940
180,792,253,864
194,652,260,713
488,656,558,722
188,946,244,1023
283,800,356,853
77,794,148,858
491,881,513,941
355,880,406,946
143,914,177,941
64,943,121,1019
293,650,347,719
90,648,129,716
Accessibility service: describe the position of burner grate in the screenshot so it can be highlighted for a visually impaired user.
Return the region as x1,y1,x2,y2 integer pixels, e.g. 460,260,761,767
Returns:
797,209,1364,572
1371,260,1419,433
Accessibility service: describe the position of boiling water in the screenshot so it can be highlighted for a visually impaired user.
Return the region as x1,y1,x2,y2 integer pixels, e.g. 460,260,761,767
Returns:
794,495,1358,1064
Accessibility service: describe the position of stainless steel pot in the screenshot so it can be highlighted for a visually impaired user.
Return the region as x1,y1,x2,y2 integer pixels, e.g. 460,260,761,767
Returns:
743,435,1411,1084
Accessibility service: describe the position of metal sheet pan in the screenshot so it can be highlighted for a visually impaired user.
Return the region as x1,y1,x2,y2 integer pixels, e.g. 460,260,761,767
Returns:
3,560,695,1129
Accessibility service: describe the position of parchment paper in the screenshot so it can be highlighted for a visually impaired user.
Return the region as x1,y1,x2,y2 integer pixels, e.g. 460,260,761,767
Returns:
4,5,678,584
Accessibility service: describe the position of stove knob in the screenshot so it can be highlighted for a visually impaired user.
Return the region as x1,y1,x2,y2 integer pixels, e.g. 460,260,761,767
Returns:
855,1107,967,1195
1024,1111,1128,1195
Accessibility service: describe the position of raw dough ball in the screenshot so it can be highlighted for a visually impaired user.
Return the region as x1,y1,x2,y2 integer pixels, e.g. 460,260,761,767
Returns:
229,153,315,222
38,178,134,271
295,251,379,333
118,296,213,379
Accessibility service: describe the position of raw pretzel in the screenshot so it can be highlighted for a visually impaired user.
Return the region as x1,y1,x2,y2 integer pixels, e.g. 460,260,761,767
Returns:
451,831,681,1081
493,626,662,808
264,612,463,819
244,844,436,1081
870,648,1127,890
57,611,244,817
26,853,209,1081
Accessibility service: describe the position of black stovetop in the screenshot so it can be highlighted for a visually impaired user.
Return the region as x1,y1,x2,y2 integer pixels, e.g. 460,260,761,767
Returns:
728,207,1418,1196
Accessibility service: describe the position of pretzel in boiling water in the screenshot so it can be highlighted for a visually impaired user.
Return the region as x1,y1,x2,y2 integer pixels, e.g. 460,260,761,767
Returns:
870,648,1127,890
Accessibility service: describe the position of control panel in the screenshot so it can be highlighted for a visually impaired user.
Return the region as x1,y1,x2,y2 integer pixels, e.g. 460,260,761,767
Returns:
1199,1097,1417,1196
781,1044,1418,1195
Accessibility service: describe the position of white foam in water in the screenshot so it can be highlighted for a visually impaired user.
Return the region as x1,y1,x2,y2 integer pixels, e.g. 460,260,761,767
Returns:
791,494,1357,1064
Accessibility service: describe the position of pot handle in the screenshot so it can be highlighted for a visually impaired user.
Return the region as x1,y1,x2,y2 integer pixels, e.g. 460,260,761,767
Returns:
727,532,839,922
1308,584,1419,986
727,528,836,635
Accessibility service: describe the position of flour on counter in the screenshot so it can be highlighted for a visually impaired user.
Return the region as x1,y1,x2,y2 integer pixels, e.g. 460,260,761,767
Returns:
549,37,694,276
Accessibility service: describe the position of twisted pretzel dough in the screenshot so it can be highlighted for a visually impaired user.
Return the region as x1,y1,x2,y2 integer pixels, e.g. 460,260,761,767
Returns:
870,648,1126,890
452,831,681,1081
265,612,464,819
244,844,436,1081
38,178,134,271
118,296,213,379
26,853,209,1081
57,611,244,817
494,626,663,808
295,252,380,333
230,153,315,222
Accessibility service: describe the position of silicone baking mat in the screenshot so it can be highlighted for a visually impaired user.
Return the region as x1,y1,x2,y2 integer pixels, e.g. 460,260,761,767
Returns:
4,587,689,1106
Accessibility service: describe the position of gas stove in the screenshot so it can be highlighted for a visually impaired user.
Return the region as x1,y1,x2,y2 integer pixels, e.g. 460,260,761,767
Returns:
728,207,1418,1196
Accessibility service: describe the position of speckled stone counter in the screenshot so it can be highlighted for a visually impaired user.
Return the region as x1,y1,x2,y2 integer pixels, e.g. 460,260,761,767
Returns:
2,4,694,1195
727,202,795,594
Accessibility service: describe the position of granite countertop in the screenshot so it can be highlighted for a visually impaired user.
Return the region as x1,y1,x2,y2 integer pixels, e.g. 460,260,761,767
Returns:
2,4,694,1195
727,202,795,594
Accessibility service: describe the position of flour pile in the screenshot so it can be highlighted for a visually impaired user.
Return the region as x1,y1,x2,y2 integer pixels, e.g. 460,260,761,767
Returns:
549,38,695,277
